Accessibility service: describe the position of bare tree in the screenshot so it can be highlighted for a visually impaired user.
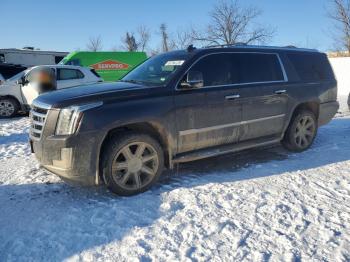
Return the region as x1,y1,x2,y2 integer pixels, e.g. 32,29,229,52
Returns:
171,28,197,49
160,23,170,52
137,26,151,52
329,0,350,53
120,27,150,52
122,32,138,51
87,36,102,51
194,0,274,46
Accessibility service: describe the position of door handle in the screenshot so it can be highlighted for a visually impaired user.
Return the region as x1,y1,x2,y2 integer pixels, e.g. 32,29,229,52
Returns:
275,90,287,95
225,94,240,100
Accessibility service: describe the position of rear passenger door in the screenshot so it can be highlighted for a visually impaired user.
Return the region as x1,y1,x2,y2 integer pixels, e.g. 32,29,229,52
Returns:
57,68,85,89
235,53,289,141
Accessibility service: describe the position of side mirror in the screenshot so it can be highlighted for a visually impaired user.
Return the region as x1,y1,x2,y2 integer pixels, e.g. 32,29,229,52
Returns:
180,71,204,89
16,77,25,85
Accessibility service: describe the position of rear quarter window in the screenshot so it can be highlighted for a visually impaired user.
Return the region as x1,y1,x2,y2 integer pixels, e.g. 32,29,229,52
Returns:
58,69,83,80
287,53,334,82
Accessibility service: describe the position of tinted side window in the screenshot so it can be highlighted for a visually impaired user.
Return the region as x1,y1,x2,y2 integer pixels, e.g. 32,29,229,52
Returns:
234,53,284,83
58,69,81,80
190,54,233,86
189,53,284,87
287,53,334,82
77,70,84,79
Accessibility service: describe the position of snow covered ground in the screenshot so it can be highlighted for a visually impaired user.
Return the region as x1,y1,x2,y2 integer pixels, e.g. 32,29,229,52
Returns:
0,99,349,262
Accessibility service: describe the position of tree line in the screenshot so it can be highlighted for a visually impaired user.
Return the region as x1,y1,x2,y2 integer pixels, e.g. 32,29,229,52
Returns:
86,0,350,55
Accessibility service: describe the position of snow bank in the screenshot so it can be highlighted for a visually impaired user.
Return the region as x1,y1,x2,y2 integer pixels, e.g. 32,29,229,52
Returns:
1,114,350,261
329,57,350,96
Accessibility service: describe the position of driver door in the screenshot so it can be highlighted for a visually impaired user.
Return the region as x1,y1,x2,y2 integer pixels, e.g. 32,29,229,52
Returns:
21,67,57,105
21,68,40,105
174,53,242,153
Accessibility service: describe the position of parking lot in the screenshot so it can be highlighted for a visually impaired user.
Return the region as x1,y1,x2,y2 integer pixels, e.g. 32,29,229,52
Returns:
0,98,349,261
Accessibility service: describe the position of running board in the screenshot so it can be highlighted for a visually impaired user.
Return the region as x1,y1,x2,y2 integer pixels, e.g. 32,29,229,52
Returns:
172,137,281,164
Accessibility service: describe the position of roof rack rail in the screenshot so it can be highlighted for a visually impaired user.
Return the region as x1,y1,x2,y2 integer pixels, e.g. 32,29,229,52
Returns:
202,43,318,52
204,43,247,48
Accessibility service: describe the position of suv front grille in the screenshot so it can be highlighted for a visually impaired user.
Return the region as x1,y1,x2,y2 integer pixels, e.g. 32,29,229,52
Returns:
30,102,51,141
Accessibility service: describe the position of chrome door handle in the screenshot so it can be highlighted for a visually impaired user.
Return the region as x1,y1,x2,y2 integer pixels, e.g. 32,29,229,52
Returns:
225,94,240,100
275,90,287,94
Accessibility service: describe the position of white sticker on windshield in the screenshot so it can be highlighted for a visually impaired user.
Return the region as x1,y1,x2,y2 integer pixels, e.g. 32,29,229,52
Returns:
165,60,185,66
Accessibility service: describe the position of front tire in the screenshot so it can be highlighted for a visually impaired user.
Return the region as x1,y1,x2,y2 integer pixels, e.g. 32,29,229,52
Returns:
282,110,318,152
102,133,164,196
0,98,19,118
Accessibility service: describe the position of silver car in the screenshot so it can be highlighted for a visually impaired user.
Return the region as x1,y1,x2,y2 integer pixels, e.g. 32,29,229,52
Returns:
0,65,102,117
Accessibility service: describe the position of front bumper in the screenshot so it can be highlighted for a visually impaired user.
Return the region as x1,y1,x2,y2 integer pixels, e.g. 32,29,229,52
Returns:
318,101,339,126
30,130,104,186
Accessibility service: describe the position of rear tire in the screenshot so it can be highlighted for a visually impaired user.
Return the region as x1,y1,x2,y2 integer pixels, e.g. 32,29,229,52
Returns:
0,97,20,118
282,110,318,152
101,133,164,196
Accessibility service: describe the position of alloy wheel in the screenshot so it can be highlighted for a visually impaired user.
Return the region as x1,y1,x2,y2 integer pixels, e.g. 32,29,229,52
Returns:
294,115,316,149
111,142,159,190
0,100,15,117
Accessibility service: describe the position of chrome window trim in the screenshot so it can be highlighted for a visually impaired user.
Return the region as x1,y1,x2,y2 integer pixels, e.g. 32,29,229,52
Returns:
175,51,289,91
179,114,286,136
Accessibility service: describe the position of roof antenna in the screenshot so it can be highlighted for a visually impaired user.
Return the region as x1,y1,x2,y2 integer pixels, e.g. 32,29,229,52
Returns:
187,44,196,52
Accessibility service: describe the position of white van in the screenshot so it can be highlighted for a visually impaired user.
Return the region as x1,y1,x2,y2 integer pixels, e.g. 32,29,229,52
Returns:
0,65,102,117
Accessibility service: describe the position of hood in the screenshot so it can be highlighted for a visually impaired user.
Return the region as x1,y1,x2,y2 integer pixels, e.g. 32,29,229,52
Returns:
1,79,18,87
0,80,19,91
34,81,148,107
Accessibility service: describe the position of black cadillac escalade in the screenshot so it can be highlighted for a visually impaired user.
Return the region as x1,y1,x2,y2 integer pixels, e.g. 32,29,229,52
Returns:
29,45,339,196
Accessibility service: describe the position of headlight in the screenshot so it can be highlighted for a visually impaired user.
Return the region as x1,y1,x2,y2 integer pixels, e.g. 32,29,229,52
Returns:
55,102,103,135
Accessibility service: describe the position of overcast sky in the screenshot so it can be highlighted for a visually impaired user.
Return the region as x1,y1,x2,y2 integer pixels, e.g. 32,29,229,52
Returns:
1,0,336,52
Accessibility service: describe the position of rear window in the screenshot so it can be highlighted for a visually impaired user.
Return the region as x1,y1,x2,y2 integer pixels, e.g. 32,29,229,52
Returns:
287,53,334,82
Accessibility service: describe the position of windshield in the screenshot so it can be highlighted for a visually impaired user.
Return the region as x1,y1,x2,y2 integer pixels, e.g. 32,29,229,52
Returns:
121,52,191,85
6,70,28,82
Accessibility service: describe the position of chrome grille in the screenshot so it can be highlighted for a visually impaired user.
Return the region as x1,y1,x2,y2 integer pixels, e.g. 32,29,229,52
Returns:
30,101,51,141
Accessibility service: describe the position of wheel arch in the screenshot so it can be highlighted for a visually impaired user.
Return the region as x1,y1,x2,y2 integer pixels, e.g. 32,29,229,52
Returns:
0,95,23,115
0,95,21,106
292,101,320,120
97,121,173,184
283,100,320,137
